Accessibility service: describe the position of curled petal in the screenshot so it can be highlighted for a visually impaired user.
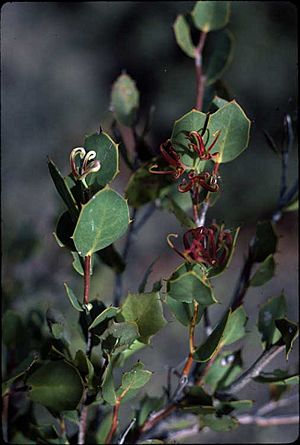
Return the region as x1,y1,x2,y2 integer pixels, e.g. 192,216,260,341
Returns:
81,150,97,174
70,147,86,178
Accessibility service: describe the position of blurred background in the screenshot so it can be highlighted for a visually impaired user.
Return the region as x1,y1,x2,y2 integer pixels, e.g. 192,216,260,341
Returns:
2,1,298,443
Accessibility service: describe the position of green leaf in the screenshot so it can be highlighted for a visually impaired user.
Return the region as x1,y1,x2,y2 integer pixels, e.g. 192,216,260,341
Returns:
74,350,94,387
101,321,140,355
249,254,275,287
282,197,298,212
118,292,167,344
251,221,278,263
88,307,119,330
192,1,230,32
125,161,172,208
165,296,204,327
137,395,165,426
275,318,299,359
164,196,196,229
73,186,130,256
173,15,195,58
203,350,242,392
138,258,159,293
254,370,299,386
200,413,238,432
183,386,213,407
47,158,79,222
208,227,240,278
111,73,139,126
26,360,84,412
116,339,146,367
212,95,229,109
84,132,119,188
193,310,231,362
95,412,113,444
116,362,152,399
54,211,76,250
166,263,217,306
222,306,248,346
204,29,234,85
217,399,253,413
207,100,251,163
2,310,24,348
64,283,84,311
102,359,116,405
257,294,287,349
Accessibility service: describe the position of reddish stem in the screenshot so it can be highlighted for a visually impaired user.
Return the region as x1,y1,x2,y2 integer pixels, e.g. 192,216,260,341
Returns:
84,255,91,305
105,400,121,444
195,31,207,111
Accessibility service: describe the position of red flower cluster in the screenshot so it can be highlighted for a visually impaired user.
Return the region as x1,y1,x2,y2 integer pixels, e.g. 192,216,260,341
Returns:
186,129,220,161
169,224,233,268
149,139,187,180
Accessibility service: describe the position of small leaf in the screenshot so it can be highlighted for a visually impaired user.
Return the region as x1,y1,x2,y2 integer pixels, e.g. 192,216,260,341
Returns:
217,399,253,413
73,186,130,257
249,254,275,287
193,310,231,362
200,413,238,432
125,161,172,208
118,362,152,394
275,318,299,359
166,296,204,327
164,196,196,229
251,221,278,263
192,1,230,32
204,29,234,85
64,283,84,311
26,360,84,412
47,158,79,222
101,321,140,355
118,292,167,344
88,307,119,330
111,73,140,126
84,132,119,188
173,15,195,58
102,359,116,406
138,258,159,293
254,370,299,386
257,294,287,349
222,306,248,346
166,263,217,306
74,350,94,387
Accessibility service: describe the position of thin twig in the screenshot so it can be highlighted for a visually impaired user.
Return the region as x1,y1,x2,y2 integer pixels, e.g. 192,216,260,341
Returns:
237,414,299,426
216,344,285,398
256,394,298,416
195,31,207,111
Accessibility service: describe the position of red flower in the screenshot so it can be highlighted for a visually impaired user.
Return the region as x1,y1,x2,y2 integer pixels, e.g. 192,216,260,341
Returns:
149,139,187,179
186,129,220,161
168,224,233,268
178,171,219,193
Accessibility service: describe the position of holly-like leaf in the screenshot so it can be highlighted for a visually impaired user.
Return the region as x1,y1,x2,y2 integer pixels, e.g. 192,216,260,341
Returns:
84,132,119,188
125,161,172,208
251,221,277,263
203,350,243,392
73,186,130,256
88,307,119,330
275,318,299,359
116,362,152,402
193,310,231,362
173,15,195,58
192,1,230,32
258,294,287,349
26,360,84,413
204,29,234,85
165,296,204,327
47,158,79,222
249,254,275,287
207,100,251,163
118,292,167,344
166,263,217,306
111,73,139,127
222,306,248,346
64,283,84,311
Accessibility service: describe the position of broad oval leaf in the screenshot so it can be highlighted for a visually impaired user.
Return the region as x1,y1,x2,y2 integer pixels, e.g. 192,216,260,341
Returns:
111,73,140,126
173,15,195,58
73,186,130,256
26,360,84,412
88,306,119,330
166,295,203,326
222,306,248,346
204,29,234,85
249,254,275,287
192,1,230,32
84,132,119,188
208,100,251,163
166,263,217,306
251,221,278,263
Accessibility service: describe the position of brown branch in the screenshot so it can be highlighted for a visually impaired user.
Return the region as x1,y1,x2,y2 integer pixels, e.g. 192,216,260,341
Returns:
195,31,207,111
78,390,89,445
83,255,91,306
